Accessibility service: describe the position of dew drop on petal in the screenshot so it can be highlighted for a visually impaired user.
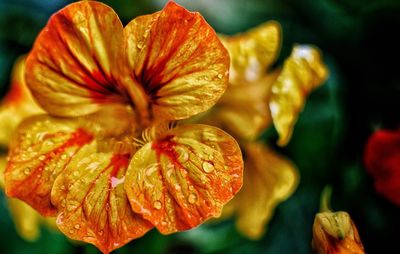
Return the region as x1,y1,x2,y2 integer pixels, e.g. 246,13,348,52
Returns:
188,193,197,204
217,73,223,79
98,230,104,236
38,155,46,161
74,224,80,229
153,201,162,210
202,161,214,173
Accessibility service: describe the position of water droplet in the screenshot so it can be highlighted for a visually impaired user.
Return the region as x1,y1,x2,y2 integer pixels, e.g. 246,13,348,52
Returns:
202,161,214,173
153,201,162,210
176,147,189,162
69,229,74,234
137,43,143,49
24,168,31,175
61,153,67,160
188,193,197,204
98,230,104,236
217,73,223,79
73,171,79,177
38,155,46,161
161,221,167,226
74,224,80,229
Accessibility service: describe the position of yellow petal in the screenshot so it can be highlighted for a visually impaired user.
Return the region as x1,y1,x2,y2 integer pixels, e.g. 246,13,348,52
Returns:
51,149,152,254
4,115,95,216
124,2,230,121
4,105,136,217
200,73,279,141
4,112,151,253
269,45,328,146
220,21,281,84
25,1,126,117
232,142,299,239
7,198,41,241
0,56,43,146
125,124,243,234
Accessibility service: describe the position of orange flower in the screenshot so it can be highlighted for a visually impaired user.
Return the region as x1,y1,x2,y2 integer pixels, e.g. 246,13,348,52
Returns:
194,22,328,239
4,2,243,253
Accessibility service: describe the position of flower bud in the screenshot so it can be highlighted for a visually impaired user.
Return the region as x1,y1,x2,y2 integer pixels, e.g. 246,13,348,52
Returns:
312,211,365,254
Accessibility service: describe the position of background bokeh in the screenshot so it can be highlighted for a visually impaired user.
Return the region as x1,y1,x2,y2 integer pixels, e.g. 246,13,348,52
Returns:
1,0,399,253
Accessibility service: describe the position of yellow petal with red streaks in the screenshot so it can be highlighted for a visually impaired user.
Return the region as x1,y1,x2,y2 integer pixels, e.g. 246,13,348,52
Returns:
4,115,95,216
125,124,243,234
4,105,136,217
220,21,281,84
124,2,230,121
25,1,126,117
269,45,328,146
233,142,298,239
51,148,152,254
0,56,43,146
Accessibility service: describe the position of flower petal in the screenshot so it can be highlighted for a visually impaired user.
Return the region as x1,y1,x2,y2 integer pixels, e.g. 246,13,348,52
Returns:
51,148,152,254
232,142,298,239
124,2,230,121
125,124,243,234
4,105,137,217
199,73,278,141
220,21,281,84
4,115,95,216
269,45,328,146
7,198,41,241
0,56,43,146
25,1,126,117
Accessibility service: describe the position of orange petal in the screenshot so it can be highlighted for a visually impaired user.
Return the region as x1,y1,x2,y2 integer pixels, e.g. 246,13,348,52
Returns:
269,45,328,146
25,1,126,117
4,115,94,216
220,21,281,84
0,56,43,146
124,2,230,121
4,104,137,217
232,142,298,239
51,149,152,254
125,124,243,234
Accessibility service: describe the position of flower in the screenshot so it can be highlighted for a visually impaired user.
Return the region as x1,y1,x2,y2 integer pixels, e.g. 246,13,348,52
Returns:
364,128,400,206
0,56,52,241
193,21,328,239
312,187,365,254
312,211,365,254
4,2,243,253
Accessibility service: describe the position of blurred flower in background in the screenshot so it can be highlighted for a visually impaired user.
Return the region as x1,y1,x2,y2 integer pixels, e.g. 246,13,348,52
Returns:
1,0,399,254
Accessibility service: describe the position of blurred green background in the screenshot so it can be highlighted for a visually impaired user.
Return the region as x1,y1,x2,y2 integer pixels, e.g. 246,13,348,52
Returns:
1,0,399,253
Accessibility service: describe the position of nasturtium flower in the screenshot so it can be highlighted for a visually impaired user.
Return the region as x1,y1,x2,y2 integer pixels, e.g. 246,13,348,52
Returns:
364,128,400,206
194,21,328,239
0,56,52,241
4,2,243,253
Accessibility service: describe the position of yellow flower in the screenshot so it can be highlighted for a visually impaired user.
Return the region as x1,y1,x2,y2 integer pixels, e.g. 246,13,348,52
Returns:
196,21,328,239
0,56,52,241
3,2,243,253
